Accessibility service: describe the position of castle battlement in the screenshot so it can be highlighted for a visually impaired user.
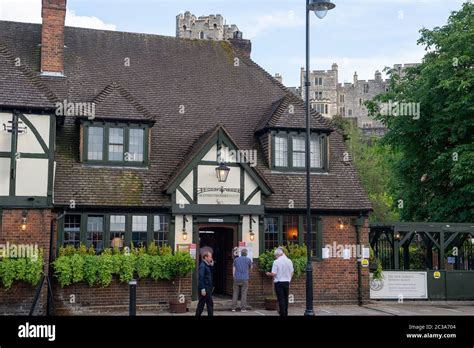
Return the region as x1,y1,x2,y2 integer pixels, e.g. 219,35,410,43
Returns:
176,12,241,41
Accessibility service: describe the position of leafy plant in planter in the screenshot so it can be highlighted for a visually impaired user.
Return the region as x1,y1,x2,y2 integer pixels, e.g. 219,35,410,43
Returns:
0,251,44,290
53,244,186,296
166,251,195,313
258,250,278,310
258,244,308,310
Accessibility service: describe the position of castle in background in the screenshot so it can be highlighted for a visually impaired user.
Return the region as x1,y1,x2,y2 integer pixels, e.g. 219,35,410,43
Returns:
175,12,419,136
289,63,419,136
176,12,242,41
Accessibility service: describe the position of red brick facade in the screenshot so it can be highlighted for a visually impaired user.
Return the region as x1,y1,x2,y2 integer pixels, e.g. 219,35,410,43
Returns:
246,216,370,305
53,278,192,315
0,213,369,314
0,209,53,315
40,0,66,74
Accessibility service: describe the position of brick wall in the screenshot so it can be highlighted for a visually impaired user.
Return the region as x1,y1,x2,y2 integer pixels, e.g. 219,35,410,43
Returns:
0,213,369,315
0,209,53,315
247,215,370,304
52,278,192,315
41,0,66,74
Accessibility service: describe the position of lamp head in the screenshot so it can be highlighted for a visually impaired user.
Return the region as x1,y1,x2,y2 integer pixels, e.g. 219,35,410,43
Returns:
308,0,336,19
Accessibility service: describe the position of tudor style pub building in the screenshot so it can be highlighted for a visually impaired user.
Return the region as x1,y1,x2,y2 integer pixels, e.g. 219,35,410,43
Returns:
0,0,372,314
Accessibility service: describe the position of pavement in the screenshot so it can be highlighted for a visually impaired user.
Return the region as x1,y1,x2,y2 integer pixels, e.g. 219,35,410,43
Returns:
146,301,474,316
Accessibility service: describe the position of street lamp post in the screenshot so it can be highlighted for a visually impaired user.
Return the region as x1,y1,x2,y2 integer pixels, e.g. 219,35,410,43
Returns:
304,0,336,317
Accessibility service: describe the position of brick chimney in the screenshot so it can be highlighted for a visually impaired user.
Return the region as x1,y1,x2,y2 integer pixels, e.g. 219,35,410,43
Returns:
41,0,67,76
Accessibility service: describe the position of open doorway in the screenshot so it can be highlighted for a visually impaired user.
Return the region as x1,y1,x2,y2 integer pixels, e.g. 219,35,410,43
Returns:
198,225,236,295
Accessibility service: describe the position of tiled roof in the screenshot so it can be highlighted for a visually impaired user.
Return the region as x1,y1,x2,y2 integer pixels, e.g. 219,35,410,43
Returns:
0,43,55,109
255,93,333,133
0,21,372,211
91,82,154,121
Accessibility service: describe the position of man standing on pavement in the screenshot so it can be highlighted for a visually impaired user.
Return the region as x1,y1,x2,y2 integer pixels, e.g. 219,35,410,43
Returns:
195,251,214,316
231,248,252,312
266,247,294,316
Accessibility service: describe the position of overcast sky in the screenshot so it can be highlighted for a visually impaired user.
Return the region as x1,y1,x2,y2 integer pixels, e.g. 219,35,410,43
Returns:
0,0,466,86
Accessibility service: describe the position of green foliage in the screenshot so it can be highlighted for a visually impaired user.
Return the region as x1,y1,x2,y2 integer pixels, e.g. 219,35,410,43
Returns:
0,251,44,289
52,244,190,288
97,254,114,287
150,254,172,280
408,244,426,270
258,244,308,278
367,2,474,222
83,255,98,286
335,119,400,222
147,242,158,256
258,250,275,273
369,247,383,280
53,255,72,287
0,258,17,289
135,253,151,279
291,257,307,277
167,252,195,279
286,243,307,259
159,245,173,256
117,253,136,283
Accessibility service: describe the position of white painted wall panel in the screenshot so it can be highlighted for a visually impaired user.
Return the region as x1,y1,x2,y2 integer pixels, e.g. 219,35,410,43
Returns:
17,115,50,154
202,144,217,161
244,171,258,200
180,171,193,198
176,190,191,205
197,165,240,204
0,113,12,152
0,158,10,196
15,159,49,196
247,191,261,205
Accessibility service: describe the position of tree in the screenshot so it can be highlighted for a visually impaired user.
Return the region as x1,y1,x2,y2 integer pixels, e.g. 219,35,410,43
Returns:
366,2,474,222
332,116,400,222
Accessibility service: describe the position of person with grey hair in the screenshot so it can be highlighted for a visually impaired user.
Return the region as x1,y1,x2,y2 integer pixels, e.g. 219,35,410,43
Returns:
266,247,294,316
231,248,253,312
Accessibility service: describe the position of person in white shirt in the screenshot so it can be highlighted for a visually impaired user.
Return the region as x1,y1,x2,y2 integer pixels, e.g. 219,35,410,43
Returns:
265,247,294,316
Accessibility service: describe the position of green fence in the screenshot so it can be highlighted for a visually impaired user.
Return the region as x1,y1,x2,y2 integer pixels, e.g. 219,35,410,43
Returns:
427,270,474,300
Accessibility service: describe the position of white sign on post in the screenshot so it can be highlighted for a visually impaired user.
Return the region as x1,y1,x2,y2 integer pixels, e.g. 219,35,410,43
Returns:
370,271,428,299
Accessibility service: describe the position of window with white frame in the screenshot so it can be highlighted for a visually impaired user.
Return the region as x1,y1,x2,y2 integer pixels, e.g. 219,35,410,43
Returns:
110,215,126,242
292,136,306,168
132,215,148,247
84,122,148,165
274,134,288,167
273,132,325,170
154,215,169,247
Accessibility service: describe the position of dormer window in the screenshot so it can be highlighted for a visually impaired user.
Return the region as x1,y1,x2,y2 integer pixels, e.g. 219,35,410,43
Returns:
83,121,149,166
272,131,327,171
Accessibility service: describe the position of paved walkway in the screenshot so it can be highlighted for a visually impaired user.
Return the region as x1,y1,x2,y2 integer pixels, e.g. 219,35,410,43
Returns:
145,301,474,316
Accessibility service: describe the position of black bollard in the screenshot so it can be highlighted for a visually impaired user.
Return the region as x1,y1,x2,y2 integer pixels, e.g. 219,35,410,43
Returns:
129,279,137,316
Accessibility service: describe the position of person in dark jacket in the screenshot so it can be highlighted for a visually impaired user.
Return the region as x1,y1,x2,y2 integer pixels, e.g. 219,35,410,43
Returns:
195,251,214,316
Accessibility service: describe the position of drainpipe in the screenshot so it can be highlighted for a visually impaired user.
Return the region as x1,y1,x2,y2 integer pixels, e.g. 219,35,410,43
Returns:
47,211,66,315
352,214,364,306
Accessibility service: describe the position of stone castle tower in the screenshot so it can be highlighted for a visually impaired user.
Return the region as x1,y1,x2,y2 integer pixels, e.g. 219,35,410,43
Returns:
176,12,242,41
299,63,418,135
